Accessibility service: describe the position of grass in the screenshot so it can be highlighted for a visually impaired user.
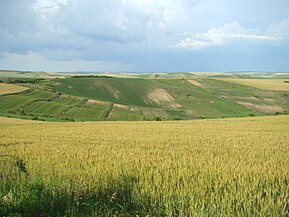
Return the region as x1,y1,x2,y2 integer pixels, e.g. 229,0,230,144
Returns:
53,95,84,106
0,90,54,114
55,77,289,119
64,107,105,120
23,89,56,99
0,115,288,216
156,79,256,118
22,95,86,117
1,76,289,121
23,101,69,116
54,77,157,107
108,106,144,121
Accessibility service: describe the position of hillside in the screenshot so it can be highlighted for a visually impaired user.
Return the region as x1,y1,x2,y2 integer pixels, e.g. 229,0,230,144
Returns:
0,74,288,121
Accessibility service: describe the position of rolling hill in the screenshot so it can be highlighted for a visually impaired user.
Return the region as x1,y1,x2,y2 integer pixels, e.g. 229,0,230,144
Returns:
0,72,288,121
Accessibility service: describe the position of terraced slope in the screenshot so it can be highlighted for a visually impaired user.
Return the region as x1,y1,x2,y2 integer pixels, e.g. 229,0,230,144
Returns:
0,77,288,121
54,78,158,107
0,89,56,114
54,77,289,119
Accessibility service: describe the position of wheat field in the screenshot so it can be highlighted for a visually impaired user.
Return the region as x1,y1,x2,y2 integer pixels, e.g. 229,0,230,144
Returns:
0,83,28,95
0,116,288,216
217,78,289,91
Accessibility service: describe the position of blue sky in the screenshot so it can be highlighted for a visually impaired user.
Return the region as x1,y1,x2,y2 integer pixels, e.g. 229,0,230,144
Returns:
0,0,289,72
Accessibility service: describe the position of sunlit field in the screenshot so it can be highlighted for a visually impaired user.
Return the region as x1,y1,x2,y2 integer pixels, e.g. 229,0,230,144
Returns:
1,116,288,216
0,83,27,95
217,78,289,91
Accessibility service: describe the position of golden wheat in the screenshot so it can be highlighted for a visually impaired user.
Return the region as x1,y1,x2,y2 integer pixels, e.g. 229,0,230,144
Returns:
0,116,288,216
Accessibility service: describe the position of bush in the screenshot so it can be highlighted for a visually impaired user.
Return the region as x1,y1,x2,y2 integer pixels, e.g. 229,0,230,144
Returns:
7,78,44,84
198,115,206,119
275,110,288,115
248,114,255,117
20,110,27,116
154,116,162,121
173,117,182,120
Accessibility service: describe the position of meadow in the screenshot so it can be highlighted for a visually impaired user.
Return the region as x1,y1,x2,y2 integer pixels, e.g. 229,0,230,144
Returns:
1,76,289,122
0,115,288,216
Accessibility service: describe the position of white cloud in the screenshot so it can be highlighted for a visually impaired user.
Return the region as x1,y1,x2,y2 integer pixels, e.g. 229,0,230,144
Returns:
1,1,289,71
32,0,200,43
265,18,289,39
177,22,280,49
34,0,68,8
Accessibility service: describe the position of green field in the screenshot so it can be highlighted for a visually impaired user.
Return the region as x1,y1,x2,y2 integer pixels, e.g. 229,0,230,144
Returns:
0,72,288,121
0,90,56,114
54,77,158,107
53,77,289,119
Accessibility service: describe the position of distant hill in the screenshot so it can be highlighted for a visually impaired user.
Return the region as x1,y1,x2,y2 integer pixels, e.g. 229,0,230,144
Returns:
0,73,288,121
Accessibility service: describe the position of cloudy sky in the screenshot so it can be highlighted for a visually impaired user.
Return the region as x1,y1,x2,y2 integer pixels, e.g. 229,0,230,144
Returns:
0,0,289,72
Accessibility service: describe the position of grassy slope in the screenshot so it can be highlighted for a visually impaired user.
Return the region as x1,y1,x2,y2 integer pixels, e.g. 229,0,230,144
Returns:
0,90,55,114
54,77,289,119
0,76,289,121
23,95,85,116
55,78,156,107
203,79,289,113
156,79,254,118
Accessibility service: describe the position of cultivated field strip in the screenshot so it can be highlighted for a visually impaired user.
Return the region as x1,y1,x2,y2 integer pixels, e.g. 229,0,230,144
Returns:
217,78,289,91
0,83,28,95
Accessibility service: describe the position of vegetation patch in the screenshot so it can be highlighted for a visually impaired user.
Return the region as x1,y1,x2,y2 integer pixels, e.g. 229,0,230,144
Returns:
1,76,289,121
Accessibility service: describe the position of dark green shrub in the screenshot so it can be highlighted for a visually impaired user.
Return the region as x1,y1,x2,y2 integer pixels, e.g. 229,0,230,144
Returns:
154,116,162,121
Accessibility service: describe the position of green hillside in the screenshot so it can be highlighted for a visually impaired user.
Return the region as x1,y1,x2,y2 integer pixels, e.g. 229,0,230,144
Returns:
0,75,288,121
55,78,156,107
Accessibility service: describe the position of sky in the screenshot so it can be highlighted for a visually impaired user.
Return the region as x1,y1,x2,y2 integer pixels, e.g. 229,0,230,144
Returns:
0,0,289,72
